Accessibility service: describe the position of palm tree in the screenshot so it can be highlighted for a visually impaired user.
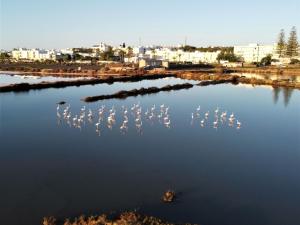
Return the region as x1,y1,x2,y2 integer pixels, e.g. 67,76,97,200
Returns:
178,53,182,62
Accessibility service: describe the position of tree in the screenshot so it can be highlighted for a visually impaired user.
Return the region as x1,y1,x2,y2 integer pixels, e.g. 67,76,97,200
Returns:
126,47,134,58
57,54,71,63
286,26,299,57
178,53,182,62
180,45,197,52
100,46,114,61
118,49,126,62
73,54,83,61
260,54,272,66
0,52,10,60
217,50,240,62
290,58,300,64
276,29,286,57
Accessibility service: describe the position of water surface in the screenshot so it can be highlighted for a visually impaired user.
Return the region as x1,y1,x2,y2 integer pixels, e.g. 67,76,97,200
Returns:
0,77,299,225
0,74,89,85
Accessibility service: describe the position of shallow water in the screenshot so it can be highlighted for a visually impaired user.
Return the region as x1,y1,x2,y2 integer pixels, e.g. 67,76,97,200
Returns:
0,74,88,85
0,77,299,225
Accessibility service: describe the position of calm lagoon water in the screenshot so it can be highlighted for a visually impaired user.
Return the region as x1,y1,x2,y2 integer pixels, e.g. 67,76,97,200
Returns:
0,76,299,225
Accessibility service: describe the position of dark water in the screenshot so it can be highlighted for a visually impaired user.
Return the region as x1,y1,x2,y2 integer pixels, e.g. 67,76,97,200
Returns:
0,77,299,225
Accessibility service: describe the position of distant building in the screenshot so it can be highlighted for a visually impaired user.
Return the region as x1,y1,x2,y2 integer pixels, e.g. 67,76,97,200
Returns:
234,43,276,63
133,47,146,55
143,47,220,64
60,48,74,55
220,60,243,68
11,48,57,61
92,42,110,52
139,58,162,68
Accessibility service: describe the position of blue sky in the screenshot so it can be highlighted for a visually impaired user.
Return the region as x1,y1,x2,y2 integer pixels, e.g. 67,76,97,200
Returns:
1,0,299,50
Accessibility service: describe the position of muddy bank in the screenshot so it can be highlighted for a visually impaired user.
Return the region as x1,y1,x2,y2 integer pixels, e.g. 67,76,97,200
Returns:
178,72,300,89
236,76,300,88
42,211,195,225
83,83,194,102
0,62,172,78
0,74,175,92
230,67,300,76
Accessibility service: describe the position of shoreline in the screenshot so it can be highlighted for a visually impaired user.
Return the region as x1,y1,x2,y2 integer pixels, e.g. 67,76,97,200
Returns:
0,73,176,92
0,70,143,78
229,67,300,76
2,66,300,78
1,67,300,93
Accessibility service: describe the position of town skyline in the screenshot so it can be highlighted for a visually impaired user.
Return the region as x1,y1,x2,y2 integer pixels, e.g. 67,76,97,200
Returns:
1,0,299,50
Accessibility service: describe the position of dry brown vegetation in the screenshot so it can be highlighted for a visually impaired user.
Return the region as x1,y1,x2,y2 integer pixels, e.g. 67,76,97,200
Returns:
42,212,197,225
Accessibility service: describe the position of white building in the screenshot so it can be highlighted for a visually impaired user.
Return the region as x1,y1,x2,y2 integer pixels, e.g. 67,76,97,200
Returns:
11,48,57,61
143,47,220,64
92,42,110,52
133,46,146,55
234,43,276,63
60,48,74,55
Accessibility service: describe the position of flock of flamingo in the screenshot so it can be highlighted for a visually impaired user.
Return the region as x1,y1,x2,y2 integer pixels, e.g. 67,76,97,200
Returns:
190,105,242,130
56,102,172,135
56,102,242,135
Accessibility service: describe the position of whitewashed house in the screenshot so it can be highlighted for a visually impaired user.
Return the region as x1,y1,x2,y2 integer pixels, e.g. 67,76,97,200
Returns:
11,48,57,61
92,42,110,52
234,43,276,63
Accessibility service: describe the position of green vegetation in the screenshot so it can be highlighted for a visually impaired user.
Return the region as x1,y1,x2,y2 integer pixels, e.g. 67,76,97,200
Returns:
198,46,233,52
126,46,134,58
286,26,299,57
58,54,72,63
217,49,240,62
72,48,93,54
260,54,272,66
276,29,286,57
179,45,197,52
117,49,126,62
290,58,300,64
100,46,114,61
0,52,11,60
276,27,299,58
179,45,233,53
73,54,84,61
